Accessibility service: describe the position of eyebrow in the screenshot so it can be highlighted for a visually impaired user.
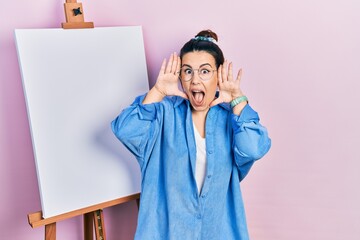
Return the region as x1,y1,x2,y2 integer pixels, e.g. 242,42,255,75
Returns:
181,63,213,68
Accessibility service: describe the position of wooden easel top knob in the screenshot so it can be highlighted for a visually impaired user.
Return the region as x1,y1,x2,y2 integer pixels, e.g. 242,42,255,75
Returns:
62,0,94,29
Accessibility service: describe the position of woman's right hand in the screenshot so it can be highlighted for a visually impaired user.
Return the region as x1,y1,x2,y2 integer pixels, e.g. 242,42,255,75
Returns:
142,53,187,105
153,52,188,99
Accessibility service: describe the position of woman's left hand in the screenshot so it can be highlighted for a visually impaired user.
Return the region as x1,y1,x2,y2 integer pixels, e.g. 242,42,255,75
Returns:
210,60,244,107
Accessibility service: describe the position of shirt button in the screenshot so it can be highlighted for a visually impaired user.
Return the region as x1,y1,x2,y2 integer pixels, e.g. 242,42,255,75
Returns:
207,174,212,178
201,194,206,198
196,213,202,219
208,150,213,154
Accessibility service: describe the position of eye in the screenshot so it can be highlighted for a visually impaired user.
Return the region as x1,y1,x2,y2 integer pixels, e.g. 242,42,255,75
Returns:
200,68,211,75
183,68,193,75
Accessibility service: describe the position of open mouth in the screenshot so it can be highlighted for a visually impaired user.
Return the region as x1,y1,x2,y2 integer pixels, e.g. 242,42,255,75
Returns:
191,90,205,106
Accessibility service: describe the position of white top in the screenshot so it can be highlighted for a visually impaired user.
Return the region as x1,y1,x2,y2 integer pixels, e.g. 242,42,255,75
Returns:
193,122,207,194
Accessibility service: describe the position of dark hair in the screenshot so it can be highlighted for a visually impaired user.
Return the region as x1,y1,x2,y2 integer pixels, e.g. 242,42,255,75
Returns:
180,30,225,68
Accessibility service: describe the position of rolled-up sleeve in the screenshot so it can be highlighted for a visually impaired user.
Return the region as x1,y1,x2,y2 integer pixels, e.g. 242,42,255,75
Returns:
231,104,271,181
111,94,162,170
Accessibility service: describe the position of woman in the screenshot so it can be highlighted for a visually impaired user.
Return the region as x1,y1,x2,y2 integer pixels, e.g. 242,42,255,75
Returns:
112,30,271,240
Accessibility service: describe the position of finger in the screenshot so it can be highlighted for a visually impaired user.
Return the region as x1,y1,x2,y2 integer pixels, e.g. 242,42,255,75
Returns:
171,52,178,73
217,65,223,83
165,53,174,73
176,56,181,78
228,62,233,81
169,53,175,73
174,55,181,75
236,68,243,83
159,58,167,74
222,60,228,82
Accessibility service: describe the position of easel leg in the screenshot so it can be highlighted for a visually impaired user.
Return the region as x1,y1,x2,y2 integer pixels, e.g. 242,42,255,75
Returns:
84,213,94,240
93,210,106,240
45,223,56,240
136,198,140,210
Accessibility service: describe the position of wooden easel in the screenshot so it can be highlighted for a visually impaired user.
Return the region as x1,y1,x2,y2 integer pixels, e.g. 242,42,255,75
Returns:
29,3,140,239
28,193,140,240
62,0,94,29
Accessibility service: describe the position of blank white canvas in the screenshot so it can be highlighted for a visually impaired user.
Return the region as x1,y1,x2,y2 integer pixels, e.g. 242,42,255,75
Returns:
15,26,148,218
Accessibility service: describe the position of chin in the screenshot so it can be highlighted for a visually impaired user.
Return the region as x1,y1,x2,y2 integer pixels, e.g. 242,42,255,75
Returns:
190,103,209,112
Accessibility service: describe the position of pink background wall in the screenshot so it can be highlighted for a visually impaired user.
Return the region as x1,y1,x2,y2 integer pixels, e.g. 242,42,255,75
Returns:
1,0,359,239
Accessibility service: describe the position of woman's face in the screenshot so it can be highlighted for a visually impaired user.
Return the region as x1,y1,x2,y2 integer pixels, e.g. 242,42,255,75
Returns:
180,51,218,112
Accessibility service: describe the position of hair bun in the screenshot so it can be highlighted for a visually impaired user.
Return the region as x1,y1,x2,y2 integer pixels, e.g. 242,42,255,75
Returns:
195,30,218,42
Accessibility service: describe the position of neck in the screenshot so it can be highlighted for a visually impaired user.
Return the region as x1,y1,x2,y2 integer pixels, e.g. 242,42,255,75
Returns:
192,107,209,119
191,108,208,138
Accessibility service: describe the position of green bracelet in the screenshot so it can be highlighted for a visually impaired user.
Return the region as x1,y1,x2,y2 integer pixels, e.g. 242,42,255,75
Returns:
230,96,248,108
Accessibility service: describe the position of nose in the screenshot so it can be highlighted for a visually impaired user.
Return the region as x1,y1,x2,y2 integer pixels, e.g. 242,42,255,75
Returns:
191,70,201,84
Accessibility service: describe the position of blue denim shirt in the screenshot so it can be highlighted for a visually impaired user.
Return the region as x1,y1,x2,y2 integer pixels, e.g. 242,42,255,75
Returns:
111,94,271,240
